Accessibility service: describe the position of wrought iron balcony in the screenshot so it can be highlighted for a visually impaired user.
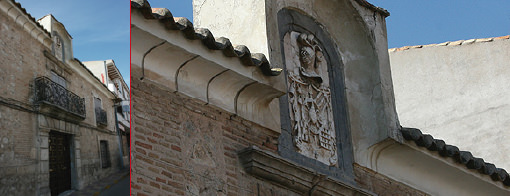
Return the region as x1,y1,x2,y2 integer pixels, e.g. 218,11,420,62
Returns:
95,108,107,126
35,77,86,119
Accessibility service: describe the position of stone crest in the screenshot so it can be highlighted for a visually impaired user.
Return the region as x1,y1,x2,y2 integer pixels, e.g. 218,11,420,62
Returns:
53,35,63,61
284,31,337,166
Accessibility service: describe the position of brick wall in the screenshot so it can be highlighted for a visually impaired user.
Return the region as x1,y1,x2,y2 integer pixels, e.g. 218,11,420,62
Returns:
0,106,38,196
354,164,429,196
131,76,297,195
0,9,47,105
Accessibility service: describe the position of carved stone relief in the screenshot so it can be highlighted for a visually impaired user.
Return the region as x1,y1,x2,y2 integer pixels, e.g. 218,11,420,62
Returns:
53,34,63,61
284,31,337,166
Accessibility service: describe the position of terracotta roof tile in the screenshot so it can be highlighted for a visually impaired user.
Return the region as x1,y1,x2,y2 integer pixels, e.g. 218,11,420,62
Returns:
11,0,51,37
354,0,390,17
401,127,510,187
130,0,281,76
389,35,509,52
494,35,510,40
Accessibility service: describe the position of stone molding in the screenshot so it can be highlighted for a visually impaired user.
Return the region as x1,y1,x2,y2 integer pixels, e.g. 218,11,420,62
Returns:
44,50,74,78
367,139,510,195
239,146,373,196
38,114,81,136
0,0,52,48
131,8,285,132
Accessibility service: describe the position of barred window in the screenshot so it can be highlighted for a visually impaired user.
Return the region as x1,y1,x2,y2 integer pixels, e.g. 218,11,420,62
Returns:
100,140,111,168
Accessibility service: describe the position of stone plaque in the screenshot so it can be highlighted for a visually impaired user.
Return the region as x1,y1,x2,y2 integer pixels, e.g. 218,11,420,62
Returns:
54,35,63,61
284,31,337,166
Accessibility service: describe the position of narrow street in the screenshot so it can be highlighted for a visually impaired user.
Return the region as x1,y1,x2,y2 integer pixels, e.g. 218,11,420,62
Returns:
99,175,130,196
69,169,129,196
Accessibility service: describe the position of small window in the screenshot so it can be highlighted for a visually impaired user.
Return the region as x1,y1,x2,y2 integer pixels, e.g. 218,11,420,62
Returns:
51,71,66,88
100,140,111,168
94,97,102,110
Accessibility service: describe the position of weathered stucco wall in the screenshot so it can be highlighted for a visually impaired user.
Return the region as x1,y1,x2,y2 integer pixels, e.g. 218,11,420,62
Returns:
389,37,510,170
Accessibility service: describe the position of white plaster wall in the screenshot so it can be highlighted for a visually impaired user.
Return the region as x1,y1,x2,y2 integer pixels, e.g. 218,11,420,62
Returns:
38,15,74,62
390,38,510,170
193,0,269,57
370,140,510,195
82,60,107,84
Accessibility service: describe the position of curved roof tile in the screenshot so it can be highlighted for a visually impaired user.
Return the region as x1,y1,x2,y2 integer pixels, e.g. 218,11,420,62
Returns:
354,0,390,17
401,127,510,187
389,35,510,52
131,0,282,76
10,0,51,37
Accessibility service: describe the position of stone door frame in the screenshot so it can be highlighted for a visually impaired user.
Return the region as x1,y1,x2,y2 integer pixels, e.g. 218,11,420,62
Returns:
38,114,82,195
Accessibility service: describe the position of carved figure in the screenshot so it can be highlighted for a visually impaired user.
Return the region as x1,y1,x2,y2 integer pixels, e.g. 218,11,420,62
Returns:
286,31,337,166
54,35,63,61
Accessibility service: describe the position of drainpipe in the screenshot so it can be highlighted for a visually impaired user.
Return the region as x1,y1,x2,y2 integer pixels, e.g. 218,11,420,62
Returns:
113,102,125,169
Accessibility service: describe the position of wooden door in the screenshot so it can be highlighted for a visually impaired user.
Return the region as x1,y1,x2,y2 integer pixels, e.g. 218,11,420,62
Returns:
49,131,72,195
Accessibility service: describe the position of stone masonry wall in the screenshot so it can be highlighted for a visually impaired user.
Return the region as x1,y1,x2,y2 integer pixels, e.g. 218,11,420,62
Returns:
78,127,121,188
131,76,301,196
0,8,121,195
0,9,48,196
0,106,38,196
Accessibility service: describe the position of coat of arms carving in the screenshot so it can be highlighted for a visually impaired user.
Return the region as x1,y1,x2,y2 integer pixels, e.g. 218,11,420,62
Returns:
284,31,337,166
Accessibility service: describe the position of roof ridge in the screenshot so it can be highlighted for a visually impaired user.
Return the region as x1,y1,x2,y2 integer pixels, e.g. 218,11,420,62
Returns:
130,0,282,76
389,35,510,52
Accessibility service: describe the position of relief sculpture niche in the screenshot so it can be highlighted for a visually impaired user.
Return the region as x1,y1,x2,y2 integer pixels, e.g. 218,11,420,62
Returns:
285,31,337,166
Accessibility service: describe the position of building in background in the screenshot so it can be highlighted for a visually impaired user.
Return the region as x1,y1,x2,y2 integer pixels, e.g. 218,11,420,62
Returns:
0,0,124,195
83,59,130,168
130,0,509,195
389,35,510,173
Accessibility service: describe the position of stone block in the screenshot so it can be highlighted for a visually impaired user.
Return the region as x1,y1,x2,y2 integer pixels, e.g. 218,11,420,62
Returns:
59,120,65,131
40,149,48,161
73,125,80,133
40,137,48,148
40,161,49,173
76,158,81,168
66,122,71,132
38,115,48,128
46,119,54,129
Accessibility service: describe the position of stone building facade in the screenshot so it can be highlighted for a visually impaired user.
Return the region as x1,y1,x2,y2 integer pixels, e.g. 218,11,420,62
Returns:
83,59,131,168
131,0,510,195
0,0,124,195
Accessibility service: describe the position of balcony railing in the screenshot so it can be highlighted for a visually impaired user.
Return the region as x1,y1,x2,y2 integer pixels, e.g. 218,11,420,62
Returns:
35,77,86,119
95,108,107,126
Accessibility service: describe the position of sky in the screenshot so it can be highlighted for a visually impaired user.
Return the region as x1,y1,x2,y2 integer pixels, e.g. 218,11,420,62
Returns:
16,0,130,87
147,0,509,48
15,0,508,86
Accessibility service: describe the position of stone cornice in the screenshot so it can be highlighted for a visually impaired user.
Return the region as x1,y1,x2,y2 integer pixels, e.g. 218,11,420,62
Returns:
238,146,374,196
0,0,52,48
131,8,285,132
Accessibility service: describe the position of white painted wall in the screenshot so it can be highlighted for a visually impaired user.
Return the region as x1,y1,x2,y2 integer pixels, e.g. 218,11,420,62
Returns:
82,60,108,85
390,38,510,170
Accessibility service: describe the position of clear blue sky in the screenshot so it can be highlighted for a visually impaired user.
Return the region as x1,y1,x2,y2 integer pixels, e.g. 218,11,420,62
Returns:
16,0,130,87
15,0,509,86
148,0,509,48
